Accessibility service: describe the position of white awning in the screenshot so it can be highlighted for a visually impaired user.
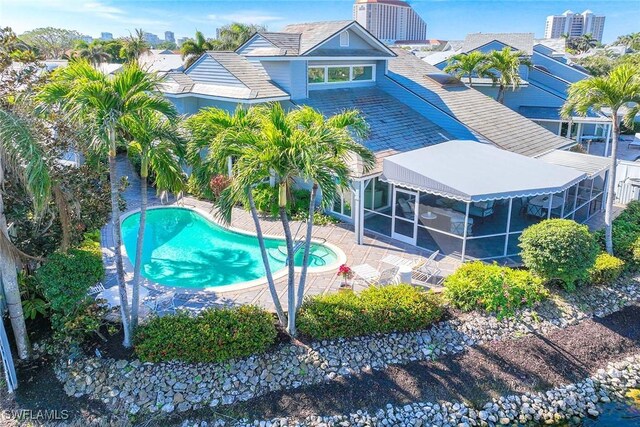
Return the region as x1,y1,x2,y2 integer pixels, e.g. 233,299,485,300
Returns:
539,149,612,177
380,140,586,202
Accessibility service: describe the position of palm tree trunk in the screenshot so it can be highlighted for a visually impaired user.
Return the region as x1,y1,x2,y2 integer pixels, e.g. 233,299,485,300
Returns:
130,163,147,331
108,127,132,347
278,183,297,336
497,84,505,104
52,184,71,252
295,183,317,312
0,192,31,360
604,110,619,255
246,188,286,326
468,75,472,87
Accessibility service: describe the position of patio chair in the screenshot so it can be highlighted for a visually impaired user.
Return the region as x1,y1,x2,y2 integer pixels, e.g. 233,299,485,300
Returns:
397,197,415,220
88,282,105,296
143,292,177,316
412,251,442,286
351,264,399,286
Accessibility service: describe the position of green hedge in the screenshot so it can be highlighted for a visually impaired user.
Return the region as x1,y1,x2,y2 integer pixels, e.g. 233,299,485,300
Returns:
443,261,548,319
588,253,625,285
595,200,640,267
297,284,444,340
36,242,107,344
134,305,277,363
520,219,599,291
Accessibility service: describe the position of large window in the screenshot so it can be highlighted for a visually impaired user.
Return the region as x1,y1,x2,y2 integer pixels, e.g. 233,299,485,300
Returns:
308,64,375,85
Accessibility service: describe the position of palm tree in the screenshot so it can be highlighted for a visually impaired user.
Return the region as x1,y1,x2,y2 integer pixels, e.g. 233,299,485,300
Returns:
180,31,213,68
121,29,149,62
576,34,598,53
78,45,112,67
0,108,52,359
485,47,532,104
561,64,640,254
444,51,494,87
614,32,640,51
212,23,265,51
185,106,287,326
38,60,177,347
124,112,185,330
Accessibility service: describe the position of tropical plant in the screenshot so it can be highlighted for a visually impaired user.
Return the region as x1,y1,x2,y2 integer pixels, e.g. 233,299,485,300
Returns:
19,27,81,59
190,103,375,336
614,32,640,51
180,30,213,68
0,109,52,359
568,34,599,53
124,111,185,330
121,29,149,62
444,51,494,86
77,45,112,67
485,47,532,104
38,60,178,347
562,64,640,255
212,23,266,50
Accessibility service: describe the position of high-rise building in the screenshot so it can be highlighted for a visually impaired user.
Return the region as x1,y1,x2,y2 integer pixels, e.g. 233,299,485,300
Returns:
353,0,427,43
544,10,605,42
164,31,175,43
80,35,93,44
100,32,113,41
143,32,161,46
176,37,189,47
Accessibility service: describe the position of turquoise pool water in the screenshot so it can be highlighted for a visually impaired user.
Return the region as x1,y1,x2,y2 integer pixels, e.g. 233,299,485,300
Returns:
121,207,339,290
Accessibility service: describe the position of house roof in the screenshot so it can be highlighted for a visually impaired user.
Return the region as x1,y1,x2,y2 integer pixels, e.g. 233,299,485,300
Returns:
539,150,610,177
462,32,535,55
258,32,301,56
162,52,288,100
385,48,573,157
381,140,586,202
295,87,453,175
138,50,184,74
281,20,354,54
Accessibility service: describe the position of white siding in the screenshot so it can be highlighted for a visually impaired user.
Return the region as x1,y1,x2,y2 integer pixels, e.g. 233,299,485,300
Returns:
237,35,277,55
186,55,244,86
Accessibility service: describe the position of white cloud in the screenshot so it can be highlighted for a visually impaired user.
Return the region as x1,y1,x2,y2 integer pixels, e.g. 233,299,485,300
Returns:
206,11,284,25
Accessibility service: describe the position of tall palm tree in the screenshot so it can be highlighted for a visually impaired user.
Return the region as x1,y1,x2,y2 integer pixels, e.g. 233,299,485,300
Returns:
180,31,213,69
289,107,374,313
444,51,494,87
124,112,185,330
485,47,532,104
614,32,640,51
121,29,149,62
185,106,287,325
562,64,640,255
0,108,52,360
38,60,177,347
78,45,112,67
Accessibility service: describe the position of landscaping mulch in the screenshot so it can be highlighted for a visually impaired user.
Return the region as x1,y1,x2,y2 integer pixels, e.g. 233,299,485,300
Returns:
178,304,640,424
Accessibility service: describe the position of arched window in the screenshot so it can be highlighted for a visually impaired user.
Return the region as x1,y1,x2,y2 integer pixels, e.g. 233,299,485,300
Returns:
340,31,349,47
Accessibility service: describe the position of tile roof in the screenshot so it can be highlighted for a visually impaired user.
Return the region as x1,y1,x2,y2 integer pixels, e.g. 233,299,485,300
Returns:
295,87,453,175
162,52,288,100
259,32,301,56
386,48,573,157
281,20,355,55
462,33,535,55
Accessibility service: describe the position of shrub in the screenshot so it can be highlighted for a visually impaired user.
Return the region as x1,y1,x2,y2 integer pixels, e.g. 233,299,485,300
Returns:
595,200,640,267
297,284,444,340
134,305,277,363
520,219,599,291
588,253,625,285
36,246,108,345
443,262,548,318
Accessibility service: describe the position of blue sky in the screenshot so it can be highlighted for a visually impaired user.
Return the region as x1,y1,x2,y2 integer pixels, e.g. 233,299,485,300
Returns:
1,0,638,43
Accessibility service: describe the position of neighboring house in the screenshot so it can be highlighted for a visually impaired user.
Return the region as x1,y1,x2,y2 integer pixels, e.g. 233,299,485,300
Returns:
138,49,185,75
426,33,612,146
160,20,611,261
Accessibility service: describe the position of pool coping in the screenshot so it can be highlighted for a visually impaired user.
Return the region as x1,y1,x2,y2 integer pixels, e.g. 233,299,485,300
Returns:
119,204,347,294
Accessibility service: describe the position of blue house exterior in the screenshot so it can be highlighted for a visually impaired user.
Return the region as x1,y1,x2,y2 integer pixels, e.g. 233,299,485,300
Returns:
160,21,610,261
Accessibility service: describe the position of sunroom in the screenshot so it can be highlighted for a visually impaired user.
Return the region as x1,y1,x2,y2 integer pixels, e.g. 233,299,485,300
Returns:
337,140,610,261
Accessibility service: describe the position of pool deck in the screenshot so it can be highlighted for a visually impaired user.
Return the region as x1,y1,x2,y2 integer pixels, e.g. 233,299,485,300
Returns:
101,155,613,315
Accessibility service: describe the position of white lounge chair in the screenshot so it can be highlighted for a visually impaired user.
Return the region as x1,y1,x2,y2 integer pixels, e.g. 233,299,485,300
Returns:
351,264,399,286
88,282,105,296
412,251,442,286
143,292,177,316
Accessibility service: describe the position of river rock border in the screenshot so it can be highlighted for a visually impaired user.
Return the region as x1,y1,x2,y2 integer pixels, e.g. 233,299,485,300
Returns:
200,355,640,427
54,279,640,417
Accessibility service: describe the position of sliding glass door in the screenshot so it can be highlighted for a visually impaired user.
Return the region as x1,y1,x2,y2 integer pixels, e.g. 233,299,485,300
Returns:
392,188,418,245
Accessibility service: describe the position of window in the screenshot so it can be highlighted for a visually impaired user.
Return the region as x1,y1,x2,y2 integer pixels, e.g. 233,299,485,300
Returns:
307,67,325,84
307,64,376,85
340,31,350,47
352,66,373,81
328,66,350,82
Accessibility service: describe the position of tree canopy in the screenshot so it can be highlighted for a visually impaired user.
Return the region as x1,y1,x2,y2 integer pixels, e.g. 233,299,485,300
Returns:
19,27,81,59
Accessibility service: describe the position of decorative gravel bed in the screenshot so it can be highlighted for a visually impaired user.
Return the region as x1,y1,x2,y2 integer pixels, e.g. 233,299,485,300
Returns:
54,279,640,418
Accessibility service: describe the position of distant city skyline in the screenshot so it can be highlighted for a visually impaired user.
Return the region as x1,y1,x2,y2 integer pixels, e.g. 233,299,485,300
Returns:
1,1,638,43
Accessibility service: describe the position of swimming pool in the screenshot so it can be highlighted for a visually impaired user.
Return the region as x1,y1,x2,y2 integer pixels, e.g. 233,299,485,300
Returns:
120,207,342,291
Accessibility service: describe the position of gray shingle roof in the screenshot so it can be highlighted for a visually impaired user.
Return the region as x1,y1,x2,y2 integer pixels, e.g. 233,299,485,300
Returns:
386,48,572,157
162,53,288,100
295,87,453,175
258,32,301,56
281,20,353,55
462,33,534,55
